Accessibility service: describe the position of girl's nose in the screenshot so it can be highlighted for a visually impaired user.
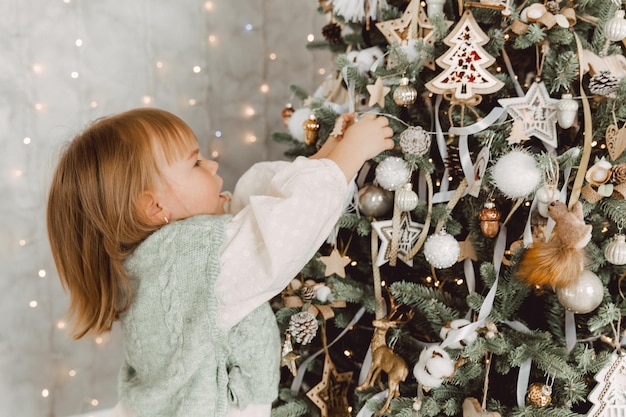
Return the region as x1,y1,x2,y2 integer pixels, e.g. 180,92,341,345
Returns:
207,159,219,173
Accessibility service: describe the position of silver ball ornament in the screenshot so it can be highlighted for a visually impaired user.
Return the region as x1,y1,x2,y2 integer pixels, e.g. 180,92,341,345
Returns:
358,184,393,218
556,270,604,314
423,230,460,269
375,156,411,191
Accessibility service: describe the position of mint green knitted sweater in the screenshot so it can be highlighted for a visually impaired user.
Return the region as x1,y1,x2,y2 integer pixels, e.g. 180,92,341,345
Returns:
119,215,280,417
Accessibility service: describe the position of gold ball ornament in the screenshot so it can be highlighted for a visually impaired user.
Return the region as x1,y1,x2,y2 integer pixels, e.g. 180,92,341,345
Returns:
605,234,626,265
281,103,294,128
478,202,501,239
393,77,418,107
526,383,552,407
395,183,418,212
302,114,320,145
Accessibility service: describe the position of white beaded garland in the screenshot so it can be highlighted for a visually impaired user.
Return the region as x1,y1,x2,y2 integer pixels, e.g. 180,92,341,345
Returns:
375,156,411,191
423,230,460,269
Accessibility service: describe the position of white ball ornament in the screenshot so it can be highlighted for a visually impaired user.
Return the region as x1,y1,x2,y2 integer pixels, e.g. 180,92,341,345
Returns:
375,156,411,191
556,270,604,314
423,230,460,269
287,108,314,143
440,319,478,349
492,149,542,199
413,346,455,389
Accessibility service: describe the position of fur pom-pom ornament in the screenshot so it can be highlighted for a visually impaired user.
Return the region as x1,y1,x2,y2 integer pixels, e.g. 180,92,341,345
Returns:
287,108,315,143
413,346,455,389
440,319,478,349
424,230,460,269
515,201,592,288
492,149,542,199
375,156,411,191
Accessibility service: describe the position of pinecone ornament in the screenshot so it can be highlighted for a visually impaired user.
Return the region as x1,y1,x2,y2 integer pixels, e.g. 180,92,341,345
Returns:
322,22,342,44
589,71,620,97
289,311,319,344
545,1,560,14
300,285,317,303
610,163,626,184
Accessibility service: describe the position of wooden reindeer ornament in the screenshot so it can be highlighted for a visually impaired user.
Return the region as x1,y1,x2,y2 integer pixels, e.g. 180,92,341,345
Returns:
356,295,414,414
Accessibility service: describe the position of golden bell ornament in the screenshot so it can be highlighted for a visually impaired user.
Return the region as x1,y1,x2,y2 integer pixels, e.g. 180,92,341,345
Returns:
478,202,501,238
605,234,626,265
393,77,417,107
281,103,294,128
302,114,320,145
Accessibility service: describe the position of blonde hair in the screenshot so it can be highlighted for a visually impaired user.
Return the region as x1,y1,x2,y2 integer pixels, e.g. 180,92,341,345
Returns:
47,108,198,339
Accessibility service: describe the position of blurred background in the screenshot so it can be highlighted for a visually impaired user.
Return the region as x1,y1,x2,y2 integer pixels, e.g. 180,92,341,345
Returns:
0,1,329,416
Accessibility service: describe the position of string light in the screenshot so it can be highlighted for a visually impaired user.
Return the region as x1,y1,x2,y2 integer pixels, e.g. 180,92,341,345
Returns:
23,137,31,144
307,33,315,42
260,84,269,93
38,270,46,278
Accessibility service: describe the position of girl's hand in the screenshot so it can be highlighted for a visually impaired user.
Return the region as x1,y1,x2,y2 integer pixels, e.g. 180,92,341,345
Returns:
326,113,394,181
310,113,357,160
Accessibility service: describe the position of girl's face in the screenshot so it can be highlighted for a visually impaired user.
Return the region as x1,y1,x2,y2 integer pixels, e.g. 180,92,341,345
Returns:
155,143,227,221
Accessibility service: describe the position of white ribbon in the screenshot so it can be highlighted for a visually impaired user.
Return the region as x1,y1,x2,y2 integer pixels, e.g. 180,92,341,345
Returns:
432,95,454,203
448,107,508,197
355,390,389,417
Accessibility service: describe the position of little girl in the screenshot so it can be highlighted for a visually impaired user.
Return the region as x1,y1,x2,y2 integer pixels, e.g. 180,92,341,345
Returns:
46,108,393,417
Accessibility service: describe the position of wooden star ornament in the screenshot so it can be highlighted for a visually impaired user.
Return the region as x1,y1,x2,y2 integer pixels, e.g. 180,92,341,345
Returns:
498,81,559,149
366,77,391,108
372,213,423,267
319,248,351,278
306,353,353,417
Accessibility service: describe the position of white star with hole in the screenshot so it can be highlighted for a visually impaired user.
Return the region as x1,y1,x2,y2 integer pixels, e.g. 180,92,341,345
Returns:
372,213,423,267
498,81,559,149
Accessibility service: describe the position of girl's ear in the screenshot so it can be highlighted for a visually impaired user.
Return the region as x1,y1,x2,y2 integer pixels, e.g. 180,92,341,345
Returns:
140,191,170,225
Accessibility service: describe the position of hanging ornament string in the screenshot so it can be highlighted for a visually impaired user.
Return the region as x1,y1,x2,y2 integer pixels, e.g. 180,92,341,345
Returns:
501,47,527,97
371,230,385,319
388,200,402,266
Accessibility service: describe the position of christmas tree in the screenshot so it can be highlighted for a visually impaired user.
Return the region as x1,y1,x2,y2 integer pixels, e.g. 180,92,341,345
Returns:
271,1,626,416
